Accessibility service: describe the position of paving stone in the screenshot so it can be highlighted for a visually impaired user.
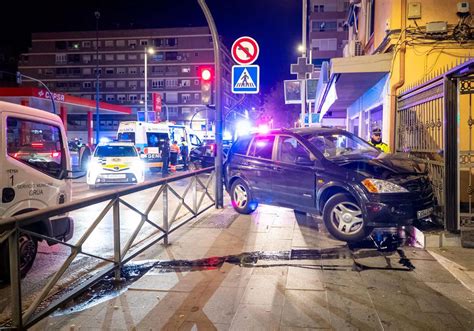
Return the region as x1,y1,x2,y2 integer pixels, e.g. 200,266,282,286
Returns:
281,290,331,329
286,266,325,291
229,304,283,331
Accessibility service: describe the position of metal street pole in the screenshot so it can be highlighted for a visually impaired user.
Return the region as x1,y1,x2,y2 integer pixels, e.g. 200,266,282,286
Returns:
95,11,101,144
144,48,148,122
15,71,56,114
197,0,223,208
301,0,307,127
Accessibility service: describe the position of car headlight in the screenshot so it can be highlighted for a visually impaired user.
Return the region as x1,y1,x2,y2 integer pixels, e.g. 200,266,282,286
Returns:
362,178,409,193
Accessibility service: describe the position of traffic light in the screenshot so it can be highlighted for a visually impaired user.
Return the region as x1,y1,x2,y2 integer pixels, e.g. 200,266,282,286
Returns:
199,66,213,105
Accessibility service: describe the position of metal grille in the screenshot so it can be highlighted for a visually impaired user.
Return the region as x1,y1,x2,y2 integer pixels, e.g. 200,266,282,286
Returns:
396,77,445,220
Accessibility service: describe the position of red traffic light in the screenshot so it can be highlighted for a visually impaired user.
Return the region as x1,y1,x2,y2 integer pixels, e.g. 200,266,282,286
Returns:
199,67,213,81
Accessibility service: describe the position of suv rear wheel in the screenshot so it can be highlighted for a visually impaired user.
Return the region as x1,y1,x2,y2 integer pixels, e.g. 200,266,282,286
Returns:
323,193,372,242
230,179,257,214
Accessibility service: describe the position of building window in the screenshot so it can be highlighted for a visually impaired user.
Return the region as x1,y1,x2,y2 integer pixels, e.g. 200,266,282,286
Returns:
68,41,80,49
151,79,165,89
194,52,199,57
367,0,375,40
129,81,138,89
128,67,138,75
314,5,324,12
105,68,114,75
166,79,178,88
116,54,125,61
166,66,178,75
128,40,137,48
194,79,200,86
312,38,337,51
313,21,337,32
180,79,191,87
140,81,145,88
82,41,91,48
106,95,115,102
182,66,191,73
129,94,138,102
92,40,101,48
82,54,92,64
117,94,126,102
55,41,67,50
83,68,92,75
83,82,92,88
140,53,145,60
93,81,102,88
117,81,126,88
116,40,125,47
140,39,148,46
93,68,102,75
55,54,67,64
92,54,102,61
166,92,178,103
128,54,138,60
105,40,114,47
105,81,115,88
153,66,165,75
105,54,114,61
117,67,126,75
182,94,191,103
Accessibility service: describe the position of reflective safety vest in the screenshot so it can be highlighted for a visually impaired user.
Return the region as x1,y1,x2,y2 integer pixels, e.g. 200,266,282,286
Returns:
369,141,390,153
171,144,180,154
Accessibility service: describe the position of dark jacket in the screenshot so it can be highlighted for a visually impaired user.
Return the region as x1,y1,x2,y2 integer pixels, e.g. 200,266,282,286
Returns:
180,141,189,156
161,142,170,158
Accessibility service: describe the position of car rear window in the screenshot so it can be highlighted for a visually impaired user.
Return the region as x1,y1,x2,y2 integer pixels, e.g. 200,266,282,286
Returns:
95,145,137,157
232,136,252,155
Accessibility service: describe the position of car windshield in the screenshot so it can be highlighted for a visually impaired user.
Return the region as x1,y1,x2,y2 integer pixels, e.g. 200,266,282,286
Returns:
303,132,380,160
95,145,137,158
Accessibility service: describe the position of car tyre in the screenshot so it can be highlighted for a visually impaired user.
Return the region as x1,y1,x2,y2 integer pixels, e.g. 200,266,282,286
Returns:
0,233,38,282
230,179,257,214
323,193,372,242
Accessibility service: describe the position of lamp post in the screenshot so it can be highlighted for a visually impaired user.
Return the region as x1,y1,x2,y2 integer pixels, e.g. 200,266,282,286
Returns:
144,47,155,122
94,10,100,144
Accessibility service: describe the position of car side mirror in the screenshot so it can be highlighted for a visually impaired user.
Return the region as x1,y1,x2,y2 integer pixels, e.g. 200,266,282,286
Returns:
295,156,314,166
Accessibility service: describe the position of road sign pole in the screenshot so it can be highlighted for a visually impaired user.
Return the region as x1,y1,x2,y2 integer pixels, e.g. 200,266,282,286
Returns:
198,0,224,208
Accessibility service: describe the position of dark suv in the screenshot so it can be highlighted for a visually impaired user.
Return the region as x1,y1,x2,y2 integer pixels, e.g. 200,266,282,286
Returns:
224,127,435,242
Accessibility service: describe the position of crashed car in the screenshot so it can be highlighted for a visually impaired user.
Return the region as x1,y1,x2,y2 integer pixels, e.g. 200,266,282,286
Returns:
87,142,145,188
224,127,435,242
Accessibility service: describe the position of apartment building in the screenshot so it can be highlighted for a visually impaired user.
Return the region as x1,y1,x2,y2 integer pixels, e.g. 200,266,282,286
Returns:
18,27,237,137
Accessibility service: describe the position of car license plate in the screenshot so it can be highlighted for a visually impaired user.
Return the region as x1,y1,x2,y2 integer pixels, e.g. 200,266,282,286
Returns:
105,174,126,179
417,207,433,219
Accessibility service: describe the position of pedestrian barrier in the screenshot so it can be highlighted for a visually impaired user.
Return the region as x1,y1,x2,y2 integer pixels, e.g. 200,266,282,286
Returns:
0,167,216,329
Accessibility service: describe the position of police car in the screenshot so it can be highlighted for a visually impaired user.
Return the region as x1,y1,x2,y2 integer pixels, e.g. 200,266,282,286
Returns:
87,141,145,188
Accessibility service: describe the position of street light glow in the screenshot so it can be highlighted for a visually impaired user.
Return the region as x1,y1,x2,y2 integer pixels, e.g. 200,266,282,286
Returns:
297,44,305,53
147,48,156,55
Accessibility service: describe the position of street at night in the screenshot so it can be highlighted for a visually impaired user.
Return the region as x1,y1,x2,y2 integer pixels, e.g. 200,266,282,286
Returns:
1,0,474,330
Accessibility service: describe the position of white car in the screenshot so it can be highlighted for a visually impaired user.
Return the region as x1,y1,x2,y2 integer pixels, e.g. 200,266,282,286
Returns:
87,142,145,188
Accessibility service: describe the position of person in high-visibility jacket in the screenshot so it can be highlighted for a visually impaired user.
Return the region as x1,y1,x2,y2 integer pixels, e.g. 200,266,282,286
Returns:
170,140,180,170
368,127,390,153
180,137,189,171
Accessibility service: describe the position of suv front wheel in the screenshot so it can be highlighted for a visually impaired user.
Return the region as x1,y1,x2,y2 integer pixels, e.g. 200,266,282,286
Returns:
323,193,372,242
230,179,258,214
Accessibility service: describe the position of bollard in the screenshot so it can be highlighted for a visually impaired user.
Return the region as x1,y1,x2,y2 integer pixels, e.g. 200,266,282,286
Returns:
193,175,198,215
9,228,23,329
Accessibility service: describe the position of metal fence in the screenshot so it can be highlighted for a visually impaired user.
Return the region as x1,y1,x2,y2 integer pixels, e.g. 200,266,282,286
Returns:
0,167,215,329
396,75,445,220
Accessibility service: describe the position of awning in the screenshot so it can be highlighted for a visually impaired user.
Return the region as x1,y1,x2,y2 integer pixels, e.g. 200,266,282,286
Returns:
0,87,131,115
316,53,392,119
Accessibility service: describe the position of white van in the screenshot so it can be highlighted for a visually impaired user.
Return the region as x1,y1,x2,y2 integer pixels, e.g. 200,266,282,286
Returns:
117,121,202,171
0,101,73,280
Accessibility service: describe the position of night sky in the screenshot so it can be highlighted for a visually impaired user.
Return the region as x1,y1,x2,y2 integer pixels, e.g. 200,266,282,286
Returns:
1,0,302,93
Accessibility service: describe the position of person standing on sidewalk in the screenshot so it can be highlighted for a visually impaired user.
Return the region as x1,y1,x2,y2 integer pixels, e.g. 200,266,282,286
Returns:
180,137,189,171
368,127,390,153
170,140,180,171
161,137,170,177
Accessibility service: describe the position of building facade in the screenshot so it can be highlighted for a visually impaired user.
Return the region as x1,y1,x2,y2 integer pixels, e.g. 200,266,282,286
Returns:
314,0,474,236
18,27,238,140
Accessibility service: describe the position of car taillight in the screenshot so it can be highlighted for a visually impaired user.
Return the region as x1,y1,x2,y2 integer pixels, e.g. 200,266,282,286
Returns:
31,142,44,148
144,148,148,154
211,143,216,156
51,151,60,158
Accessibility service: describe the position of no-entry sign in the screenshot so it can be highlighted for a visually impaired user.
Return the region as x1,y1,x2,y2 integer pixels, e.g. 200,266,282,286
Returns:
231,36,260,65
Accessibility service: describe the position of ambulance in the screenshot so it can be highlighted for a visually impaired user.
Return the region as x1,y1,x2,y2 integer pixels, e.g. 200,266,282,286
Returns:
0,101,74,280
117,121,203,171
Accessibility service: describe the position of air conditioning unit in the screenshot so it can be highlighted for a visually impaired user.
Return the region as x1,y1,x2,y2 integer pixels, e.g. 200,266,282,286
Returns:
343,39,363,57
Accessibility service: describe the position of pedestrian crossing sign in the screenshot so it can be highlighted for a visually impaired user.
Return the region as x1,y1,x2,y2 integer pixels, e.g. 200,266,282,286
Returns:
232,65,260,94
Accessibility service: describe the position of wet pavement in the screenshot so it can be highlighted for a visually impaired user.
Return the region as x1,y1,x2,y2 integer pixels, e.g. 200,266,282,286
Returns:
26,203,474,330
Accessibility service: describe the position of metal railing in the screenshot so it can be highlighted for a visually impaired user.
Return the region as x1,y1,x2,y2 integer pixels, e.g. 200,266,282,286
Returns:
0,167,215,329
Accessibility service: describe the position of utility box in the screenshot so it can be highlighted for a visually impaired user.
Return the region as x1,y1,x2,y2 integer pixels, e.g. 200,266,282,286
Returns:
426,21,448,34
408,2,421,19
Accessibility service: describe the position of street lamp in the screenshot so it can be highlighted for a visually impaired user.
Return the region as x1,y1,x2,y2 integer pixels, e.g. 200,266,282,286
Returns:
144,47,155,122
94,10,100,144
